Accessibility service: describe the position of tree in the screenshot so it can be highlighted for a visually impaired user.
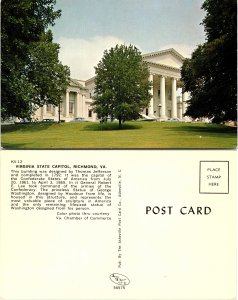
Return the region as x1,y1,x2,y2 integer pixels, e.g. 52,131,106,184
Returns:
1,0,70,120
181,0,237,122
28,31,70,122
93,44,152,129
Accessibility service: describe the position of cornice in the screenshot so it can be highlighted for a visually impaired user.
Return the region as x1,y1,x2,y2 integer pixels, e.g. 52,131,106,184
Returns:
142,48,185,61
145,61,181,72
69,78,87,90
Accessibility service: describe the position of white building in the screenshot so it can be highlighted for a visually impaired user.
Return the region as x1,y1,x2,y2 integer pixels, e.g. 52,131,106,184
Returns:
33,78,97,122
141,48,189,119
34,48,188,122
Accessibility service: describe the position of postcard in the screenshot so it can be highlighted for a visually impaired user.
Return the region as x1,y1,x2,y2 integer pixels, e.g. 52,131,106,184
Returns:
0,149,236,299
1,0,236,299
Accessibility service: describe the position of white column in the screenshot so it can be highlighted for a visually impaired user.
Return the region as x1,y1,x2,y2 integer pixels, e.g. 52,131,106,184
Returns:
41,105,46,120
182,92,188,116
78,94,83,116
171,78,177,118
160,76,166,119
75,92,81,117
65,90,69,117
82,95,86,117
148,74,154,116
92,111,97,121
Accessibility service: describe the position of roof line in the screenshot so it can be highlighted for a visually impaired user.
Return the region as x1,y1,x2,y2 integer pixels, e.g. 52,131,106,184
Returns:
71,78,85,83
69,78,87,89
142,48,185,60
85,76,96,84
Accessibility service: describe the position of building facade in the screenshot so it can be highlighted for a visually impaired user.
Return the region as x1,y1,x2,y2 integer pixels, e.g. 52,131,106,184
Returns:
33,78,97,122
141,48,188,119
34,48,188,122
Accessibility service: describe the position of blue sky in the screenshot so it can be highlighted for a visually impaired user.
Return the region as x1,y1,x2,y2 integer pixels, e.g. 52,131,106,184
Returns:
52,0,206,80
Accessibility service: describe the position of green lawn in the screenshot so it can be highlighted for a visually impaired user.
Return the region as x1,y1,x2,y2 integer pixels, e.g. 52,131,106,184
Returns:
1,121,237,149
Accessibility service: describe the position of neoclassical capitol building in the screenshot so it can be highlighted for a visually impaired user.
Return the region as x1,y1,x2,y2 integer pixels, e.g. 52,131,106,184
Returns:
34,48,189,122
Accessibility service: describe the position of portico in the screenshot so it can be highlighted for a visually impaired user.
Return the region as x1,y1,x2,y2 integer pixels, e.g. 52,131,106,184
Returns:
142,48,189,119
147,74,188,119
64,89,86,119
35,78,97,122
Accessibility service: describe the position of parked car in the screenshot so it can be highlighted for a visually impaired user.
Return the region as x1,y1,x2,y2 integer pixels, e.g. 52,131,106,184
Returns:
70,117,89,122
166,118,181,122
41,118,56,123
14,118,31,124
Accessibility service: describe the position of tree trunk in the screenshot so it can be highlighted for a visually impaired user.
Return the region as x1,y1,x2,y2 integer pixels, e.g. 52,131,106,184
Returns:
58,101,61,123
118,117,122,129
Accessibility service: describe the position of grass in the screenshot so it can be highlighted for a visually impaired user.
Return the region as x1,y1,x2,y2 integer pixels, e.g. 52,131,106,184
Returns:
1,121,237,149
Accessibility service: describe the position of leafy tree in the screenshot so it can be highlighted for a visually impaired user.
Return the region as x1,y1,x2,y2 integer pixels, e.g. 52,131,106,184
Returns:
181,0,237,122
28,31,70,122
1,0,70,120
93,44,151,129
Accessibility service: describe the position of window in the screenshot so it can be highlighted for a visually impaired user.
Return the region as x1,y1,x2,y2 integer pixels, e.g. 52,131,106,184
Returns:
168,90,172,100
88,110,92,118
46,104,51,112
158,90,160,97
146,108,149,116
69,102,74,114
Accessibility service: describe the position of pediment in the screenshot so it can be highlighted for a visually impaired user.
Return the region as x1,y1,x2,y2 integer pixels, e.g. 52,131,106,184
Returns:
68,78,87,91
142,48,184,69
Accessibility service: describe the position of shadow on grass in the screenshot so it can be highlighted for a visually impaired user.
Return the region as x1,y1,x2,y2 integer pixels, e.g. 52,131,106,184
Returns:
1,142,30,149
82,122,142,131
163,124,237,135
1,123,58,133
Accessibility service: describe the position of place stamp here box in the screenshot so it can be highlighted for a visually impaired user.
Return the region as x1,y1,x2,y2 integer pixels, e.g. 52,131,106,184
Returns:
199,161,229,194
